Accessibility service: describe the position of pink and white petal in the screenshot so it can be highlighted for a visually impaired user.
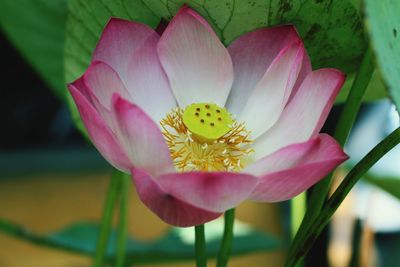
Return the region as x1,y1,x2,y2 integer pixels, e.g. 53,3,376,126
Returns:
125,33,177,123
246,134,347,176
247,134,348,202
132,168,221,227
93,18,159,83
227,25,309,115
252,69,346,159
68,75,92,102
112,95,174,177
69,76,115,133
68,85,132,172
289,51,312,102
83,61,130,108
157,6,233,107
156,171,258,213
69,74,120,134
66,62,123,132
238,42,305,138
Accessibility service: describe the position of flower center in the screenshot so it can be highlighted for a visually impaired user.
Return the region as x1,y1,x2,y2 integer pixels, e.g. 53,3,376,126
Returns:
160,103,254,172
182,103,233,142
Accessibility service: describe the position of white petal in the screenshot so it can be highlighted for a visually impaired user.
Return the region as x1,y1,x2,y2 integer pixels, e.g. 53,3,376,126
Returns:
226,26,308,115
252,69,346,159
125,33,177,123
238,42,305,138
157,7,233,107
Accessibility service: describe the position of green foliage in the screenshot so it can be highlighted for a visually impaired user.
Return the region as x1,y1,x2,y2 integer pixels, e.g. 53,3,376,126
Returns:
0,0,68,100
0,220,280,265
364,174,400,200
364,0,400,114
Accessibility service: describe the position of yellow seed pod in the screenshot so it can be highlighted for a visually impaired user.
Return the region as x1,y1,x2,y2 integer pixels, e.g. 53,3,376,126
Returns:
182,103,233,142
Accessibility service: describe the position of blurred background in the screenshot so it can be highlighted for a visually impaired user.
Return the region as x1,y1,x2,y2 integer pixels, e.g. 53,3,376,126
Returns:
1,0,400,267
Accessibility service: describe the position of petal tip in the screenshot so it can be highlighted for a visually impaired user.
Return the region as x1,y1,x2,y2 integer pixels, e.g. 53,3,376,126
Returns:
104,17,133,29
66,83,75,91
111,92,125,110
319,134,349,162
67,76,90,97
321,68,346,81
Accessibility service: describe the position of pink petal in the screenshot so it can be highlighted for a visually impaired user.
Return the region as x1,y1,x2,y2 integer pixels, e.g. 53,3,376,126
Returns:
290,51,312,102
132,167,221,227
67,85,132,172
68,74,92,101
69,61,125,132
156,171,258,213
125,32,177,123
93,18,159,84
247,134,348,202
238,41,305,138
253,69,346,159
157,6,233,107
93,18,176,122
112,94,174,177
226,25,311,115
70,74,113,128
82,61,130,109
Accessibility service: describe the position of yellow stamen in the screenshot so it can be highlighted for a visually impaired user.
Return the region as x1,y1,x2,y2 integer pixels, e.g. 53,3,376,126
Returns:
160,104,254,172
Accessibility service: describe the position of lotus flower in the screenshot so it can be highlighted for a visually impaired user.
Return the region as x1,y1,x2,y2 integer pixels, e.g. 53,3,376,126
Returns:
68,6,348,227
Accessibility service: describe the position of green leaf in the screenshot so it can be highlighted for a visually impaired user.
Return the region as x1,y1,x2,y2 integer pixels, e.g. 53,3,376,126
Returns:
364,174,400,201
0,219,280,265
142,0,366,72
65,0,366,131
364,0,400,113
0,0,68,100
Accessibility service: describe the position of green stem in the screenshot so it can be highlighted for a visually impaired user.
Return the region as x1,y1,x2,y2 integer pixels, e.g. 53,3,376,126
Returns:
291,193,306,239
195,224,207,267
285,127,400,267
288,47,375,260
115,174,130,267
216,209,235,267
93,170,122,267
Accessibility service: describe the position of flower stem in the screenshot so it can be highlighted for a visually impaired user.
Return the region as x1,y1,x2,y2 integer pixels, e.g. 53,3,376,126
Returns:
291,192,306,239
93,170,122,267
195,224,207,267
115,173,130,267
288,47,375,260
216,209,235,267
285,127,400,267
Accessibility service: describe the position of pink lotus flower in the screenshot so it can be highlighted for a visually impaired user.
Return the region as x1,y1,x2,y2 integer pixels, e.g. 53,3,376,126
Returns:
68,6,348,227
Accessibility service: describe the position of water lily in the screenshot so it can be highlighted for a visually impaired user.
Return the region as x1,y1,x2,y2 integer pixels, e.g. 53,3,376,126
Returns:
68,6,348,227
